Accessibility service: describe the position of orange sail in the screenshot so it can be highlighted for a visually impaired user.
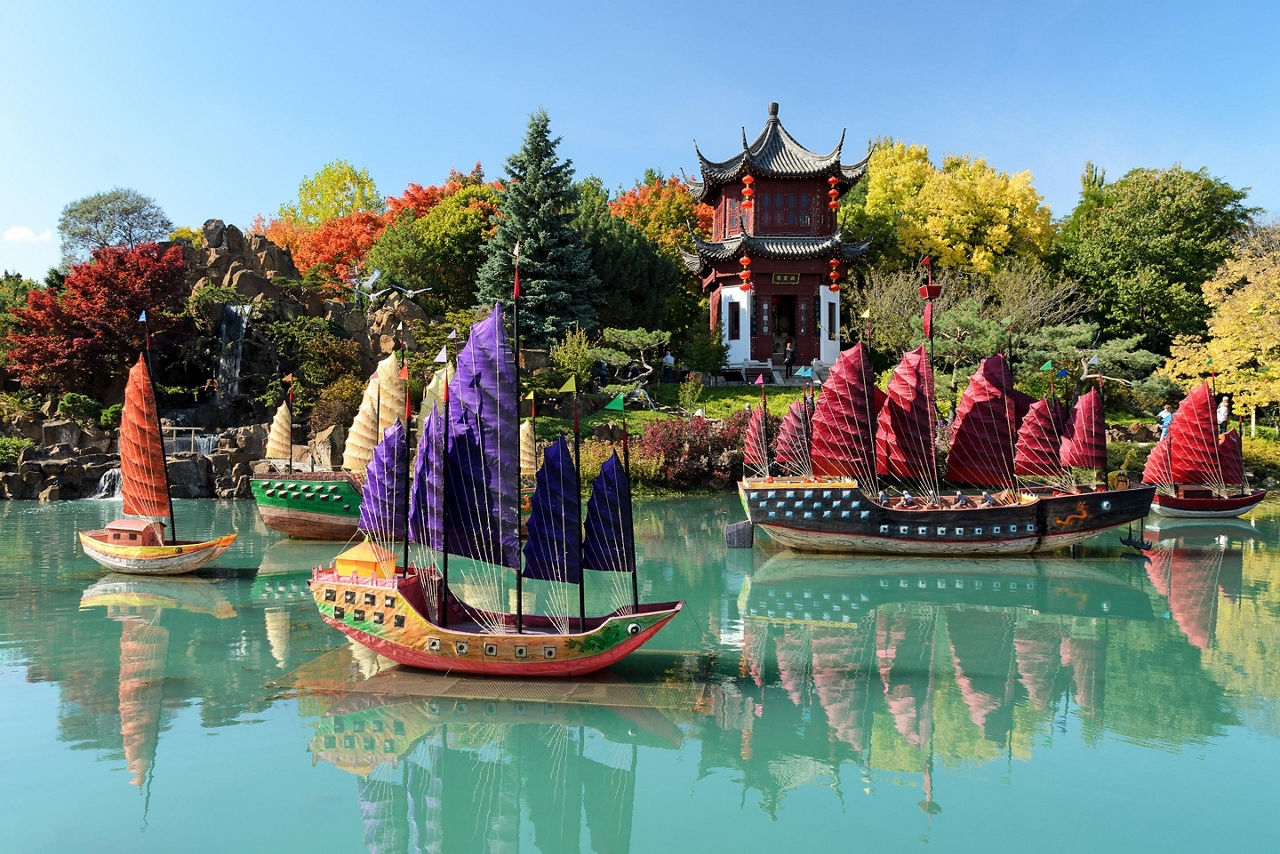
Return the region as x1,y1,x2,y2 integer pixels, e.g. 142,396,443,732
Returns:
120,355,172,524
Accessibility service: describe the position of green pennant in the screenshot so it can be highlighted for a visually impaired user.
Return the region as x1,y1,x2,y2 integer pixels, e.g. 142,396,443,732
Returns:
604,393,625,412
1040,361,1052,371
1206,357,1213,366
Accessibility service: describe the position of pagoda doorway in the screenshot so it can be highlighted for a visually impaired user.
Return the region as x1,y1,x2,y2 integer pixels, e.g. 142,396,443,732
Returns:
769,295,796,362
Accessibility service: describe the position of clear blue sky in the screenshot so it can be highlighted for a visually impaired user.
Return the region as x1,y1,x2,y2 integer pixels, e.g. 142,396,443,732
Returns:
3,0,1277,278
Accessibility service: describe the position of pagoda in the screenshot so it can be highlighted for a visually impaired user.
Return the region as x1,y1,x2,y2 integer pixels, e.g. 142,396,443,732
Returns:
681,102,871,371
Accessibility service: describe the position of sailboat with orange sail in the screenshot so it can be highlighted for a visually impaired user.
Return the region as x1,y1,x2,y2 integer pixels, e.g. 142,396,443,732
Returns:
79,352,236,575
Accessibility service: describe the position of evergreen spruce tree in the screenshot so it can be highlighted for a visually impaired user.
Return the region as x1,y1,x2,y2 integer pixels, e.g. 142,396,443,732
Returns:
475,109,601,348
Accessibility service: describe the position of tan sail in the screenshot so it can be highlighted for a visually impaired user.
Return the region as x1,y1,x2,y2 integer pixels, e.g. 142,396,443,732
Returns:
520,419,537,477
265,400,293,461
341,354,406,474
421,362,455,415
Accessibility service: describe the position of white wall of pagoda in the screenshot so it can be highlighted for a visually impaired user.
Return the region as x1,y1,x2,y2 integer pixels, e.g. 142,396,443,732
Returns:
818,287,840,365
722,288,753,364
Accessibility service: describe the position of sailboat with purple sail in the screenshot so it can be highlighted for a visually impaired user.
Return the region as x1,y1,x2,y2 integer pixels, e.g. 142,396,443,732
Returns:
308,305,682,677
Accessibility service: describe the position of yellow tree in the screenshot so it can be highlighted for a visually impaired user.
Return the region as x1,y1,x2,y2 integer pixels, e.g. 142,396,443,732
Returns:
852,140,1055,274
1163,223,1280,413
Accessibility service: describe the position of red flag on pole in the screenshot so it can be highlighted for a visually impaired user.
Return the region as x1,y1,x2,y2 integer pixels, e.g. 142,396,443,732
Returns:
923,302,933,339
513,265,520,300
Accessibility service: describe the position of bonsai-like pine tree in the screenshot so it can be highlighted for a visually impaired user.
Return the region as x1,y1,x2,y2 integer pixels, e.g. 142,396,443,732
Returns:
475,109,601,348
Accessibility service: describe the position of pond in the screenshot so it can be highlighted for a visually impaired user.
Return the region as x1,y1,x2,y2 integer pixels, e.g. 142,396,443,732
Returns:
2,494,1278,851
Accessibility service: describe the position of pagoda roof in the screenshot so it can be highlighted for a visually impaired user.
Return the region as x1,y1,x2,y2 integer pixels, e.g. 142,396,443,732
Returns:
689,103,870,203
680,230,873,276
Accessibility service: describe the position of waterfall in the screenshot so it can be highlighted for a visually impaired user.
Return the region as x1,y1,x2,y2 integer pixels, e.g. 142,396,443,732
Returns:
95,468,122,499
216,304,252,401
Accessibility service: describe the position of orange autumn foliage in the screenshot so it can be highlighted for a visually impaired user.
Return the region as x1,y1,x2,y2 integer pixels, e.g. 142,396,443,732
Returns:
291,210,387,286
609,176,713,263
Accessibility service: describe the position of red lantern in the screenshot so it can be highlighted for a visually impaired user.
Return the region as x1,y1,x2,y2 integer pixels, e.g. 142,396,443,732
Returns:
828,270,840,282
827,200,839,210
829,284,840,293
743,175,755,185
827,258,839,269
740,256,752,267
827,175,839,187
738,270,751,281
827,188,839,199
741,174,754,210
740,281,752,292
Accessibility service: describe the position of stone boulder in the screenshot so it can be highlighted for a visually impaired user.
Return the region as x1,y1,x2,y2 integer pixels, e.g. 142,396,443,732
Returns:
202,218,226,249
42,419,85,448
166,454,214,499
224,224,245,254
220,423,268,458
1129,422,1157,442
309,424,345,470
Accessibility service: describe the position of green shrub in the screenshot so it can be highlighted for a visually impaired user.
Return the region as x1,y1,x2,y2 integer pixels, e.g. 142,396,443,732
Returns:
99,403,123,428
0,437,33,470
1243,437,1280,481
549,327,597,389
309,375,365,436
57,392,102,424
676,374,704,412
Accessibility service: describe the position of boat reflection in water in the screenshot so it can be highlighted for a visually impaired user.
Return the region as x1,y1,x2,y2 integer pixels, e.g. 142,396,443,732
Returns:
1144,519,1252,651
708,550,1155,818
78,575,234,790
307,672,686,854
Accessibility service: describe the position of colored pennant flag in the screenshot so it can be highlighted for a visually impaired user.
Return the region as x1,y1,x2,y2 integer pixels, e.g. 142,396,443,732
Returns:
283,373,294,383
512,240,521,299
1055,367,1068,378
1039,361,1052,371
434,346,448,363
922,302,933,339
397,364,409,380
138,310,147,322
754,373,765,385
524,390,535,400
1087,355,1100,366
1206,357,1213,365
604,393,625,412
447,329,457,339
1001,315,1013,327
920,256,931,267
859,308,871,319
558,376,577,393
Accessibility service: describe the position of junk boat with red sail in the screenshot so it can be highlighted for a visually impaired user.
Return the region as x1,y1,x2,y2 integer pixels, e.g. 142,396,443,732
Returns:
308,305,682,676
1141,381,1265,518
737,343,1154,555
79,353,237,574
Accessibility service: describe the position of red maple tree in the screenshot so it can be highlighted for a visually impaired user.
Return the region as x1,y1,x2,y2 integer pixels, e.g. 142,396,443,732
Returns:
5,243,189,394
609,176,714,262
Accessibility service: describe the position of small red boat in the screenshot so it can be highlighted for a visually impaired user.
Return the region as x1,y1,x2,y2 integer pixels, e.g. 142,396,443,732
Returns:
1143,382,1266,518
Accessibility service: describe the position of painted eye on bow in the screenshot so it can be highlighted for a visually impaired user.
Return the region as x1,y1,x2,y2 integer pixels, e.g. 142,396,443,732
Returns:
626,622,642,636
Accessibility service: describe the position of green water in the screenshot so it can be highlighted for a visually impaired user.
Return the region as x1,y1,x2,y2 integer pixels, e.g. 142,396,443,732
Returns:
3,495,1280,852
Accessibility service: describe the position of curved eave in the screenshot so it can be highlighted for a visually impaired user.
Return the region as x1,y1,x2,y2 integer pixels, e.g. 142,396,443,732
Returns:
692,113,861,200
690,231,870,264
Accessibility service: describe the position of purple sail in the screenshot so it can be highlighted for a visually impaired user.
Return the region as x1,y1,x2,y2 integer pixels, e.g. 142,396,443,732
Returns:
444,304,520,569
408,404,444,549
582,452,634,574
522,434,581,583
358,419,408,540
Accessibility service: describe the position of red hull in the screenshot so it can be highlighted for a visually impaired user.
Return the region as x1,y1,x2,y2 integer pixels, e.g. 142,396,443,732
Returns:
1151,490,1267,518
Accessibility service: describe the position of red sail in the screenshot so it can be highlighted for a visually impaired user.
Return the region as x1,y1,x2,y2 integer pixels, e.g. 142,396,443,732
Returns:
120,355,172,522
1059,388,1106,471
811,343,882,480
946,355,1032,486
1142,435,1173,485
1168,382,1221,484
1219,429,1245,485
743,405,768,475
1014,398,1069,478
876,345,935,479
774,399,811,475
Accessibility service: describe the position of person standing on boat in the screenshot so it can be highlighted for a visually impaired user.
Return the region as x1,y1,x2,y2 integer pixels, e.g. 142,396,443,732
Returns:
1217,395,1230,434
1157,405,1172,439
783,341,795,379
